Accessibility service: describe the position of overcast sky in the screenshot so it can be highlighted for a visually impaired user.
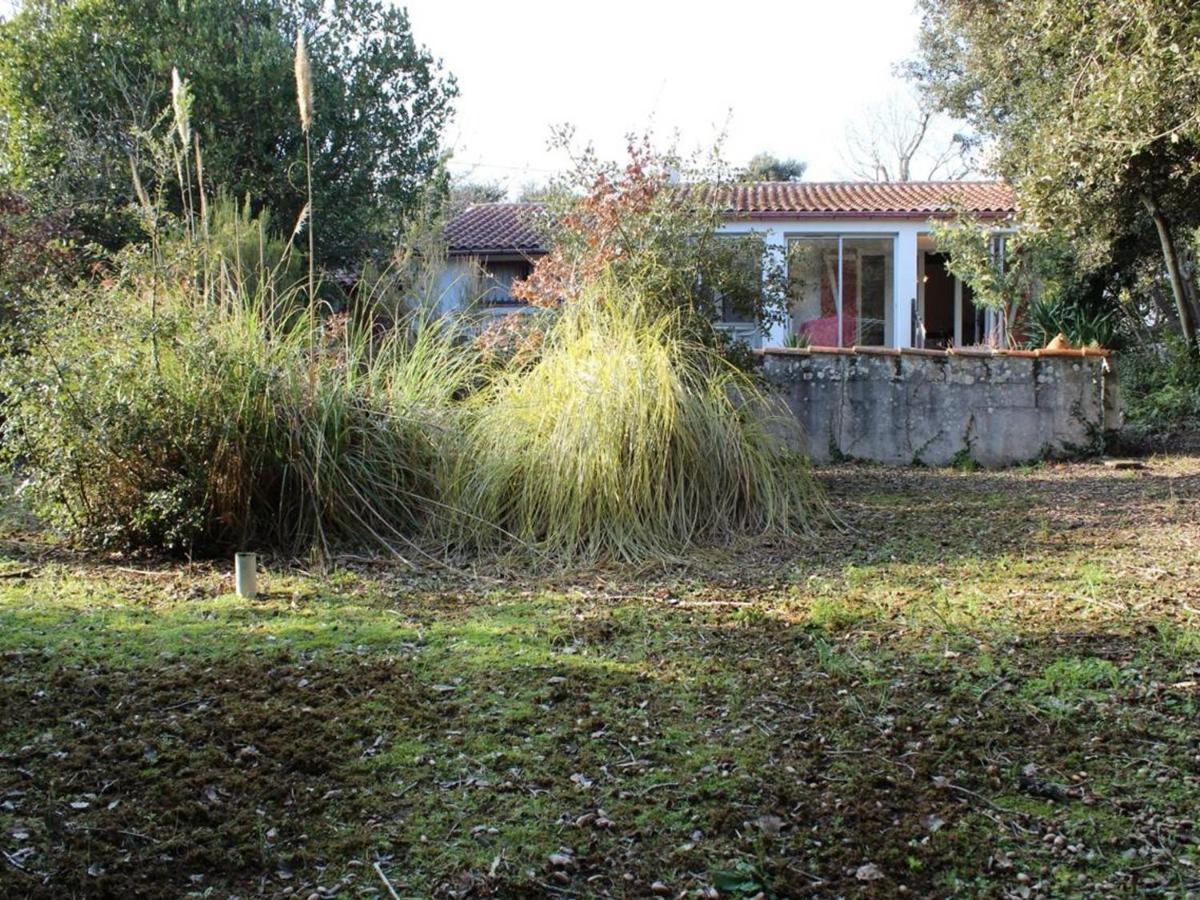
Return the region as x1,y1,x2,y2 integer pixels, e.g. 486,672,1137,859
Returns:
403,0,933,192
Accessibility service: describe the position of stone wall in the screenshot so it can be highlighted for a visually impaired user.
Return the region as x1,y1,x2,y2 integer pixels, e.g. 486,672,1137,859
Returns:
761,347,1122,467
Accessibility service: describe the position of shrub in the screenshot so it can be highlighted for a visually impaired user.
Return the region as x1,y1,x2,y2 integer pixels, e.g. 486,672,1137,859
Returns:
0,191,91,351
0,238,473,558
509,134,788,343
1120,335,1200,430
443,276,825,563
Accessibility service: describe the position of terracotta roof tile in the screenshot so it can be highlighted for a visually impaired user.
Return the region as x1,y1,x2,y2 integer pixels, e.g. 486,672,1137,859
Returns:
444,202,546,255
445,181,1016,255
684,180,1016,218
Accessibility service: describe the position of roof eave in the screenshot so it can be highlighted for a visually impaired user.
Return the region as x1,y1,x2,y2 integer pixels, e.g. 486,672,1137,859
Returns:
447,247,548,258
722,209,1016,222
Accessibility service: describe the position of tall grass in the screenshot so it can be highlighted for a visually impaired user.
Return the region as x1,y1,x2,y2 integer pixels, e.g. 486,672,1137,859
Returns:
443,277,824,563
181,296,473,559
2,57,830,564
0,47,491,559
294,28,316,309
1,223,474,559
4,222,828,563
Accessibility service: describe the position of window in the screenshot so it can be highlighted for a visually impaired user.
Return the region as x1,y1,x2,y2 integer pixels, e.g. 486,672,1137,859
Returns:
480,261,532,305
788,236,893,347
700,236,762,326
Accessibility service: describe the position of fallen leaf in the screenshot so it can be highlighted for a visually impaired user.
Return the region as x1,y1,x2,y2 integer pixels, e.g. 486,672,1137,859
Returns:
856,863,884,881
753,814,785,835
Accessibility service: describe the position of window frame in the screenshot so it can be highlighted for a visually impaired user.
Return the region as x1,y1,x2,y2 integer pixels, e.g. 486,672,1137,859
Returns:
786,233,896,349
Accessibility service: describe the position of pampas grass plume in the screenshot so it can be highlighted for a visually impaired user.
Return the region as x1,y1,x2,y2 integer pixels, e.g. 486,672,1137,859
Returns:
171,67,191,147
294,30,314,133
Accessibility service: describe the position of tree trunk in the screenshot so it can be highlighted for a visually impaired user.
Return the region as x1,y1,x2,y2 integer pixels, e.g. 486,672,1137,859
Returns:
1142,194,1198,345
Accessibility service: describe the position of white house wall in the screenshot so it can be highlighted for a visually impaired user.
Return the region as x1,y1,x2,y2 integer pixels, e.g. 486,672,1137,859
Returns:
434,259,477,317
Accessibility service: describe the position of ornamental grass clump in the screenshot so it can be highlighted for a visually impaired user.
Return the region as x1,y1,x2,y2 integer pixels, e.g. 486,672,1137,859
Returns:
445,277,824,563
0,48,484,560
0,233,473,559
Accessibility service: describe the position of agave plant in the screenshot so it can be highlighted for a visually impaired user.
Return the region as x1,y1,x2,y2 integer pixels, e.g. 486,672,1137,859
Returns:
1025,293,1118,349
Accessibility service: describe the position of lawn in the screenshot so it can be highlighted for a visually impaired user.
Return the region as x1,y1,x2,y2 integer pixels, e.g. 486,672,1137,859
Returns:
1,458,1198,898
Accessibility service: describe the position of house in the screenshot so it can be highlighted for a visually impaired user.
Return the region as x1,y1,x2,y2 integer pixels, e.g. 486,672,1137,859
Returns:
441,180,1122,465
440,180,1017,349
440,201,547,325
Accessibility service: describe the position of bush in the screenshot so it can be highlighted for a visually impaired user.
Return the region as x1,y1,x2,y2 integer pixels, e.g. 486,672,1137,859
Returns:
444,277,824,563
0,191,91,351
510,134,788,345
1120,335,1200,431
0,238,473,558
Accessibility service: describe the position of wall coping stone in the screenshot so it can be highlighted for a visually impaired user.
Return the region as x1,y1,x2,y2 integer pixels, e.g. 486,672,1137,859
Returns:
758,345,1112,360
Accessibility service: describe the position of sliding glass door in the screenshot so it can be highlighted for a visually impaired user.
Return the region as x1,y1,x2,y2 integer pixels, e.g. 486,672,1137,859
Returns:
846,237,892,347
788,237,840,346
787,235,893,348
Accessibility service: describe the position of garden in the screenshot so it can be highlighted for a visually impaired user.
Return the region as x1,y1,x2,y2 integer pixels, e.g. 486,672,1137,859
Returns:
1,0,1200,896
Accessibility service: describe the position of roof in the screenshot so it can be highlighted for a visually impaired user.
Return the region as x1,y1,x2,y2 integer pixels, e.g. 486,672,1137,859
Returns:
445,181,1016,255
445,202,546,256
686,180,1016,220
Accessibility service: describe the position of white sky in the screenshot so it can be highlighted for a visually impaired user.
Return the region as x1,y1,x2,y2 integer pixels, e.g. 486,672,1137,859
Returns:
403,0,930,193
0,0,944,189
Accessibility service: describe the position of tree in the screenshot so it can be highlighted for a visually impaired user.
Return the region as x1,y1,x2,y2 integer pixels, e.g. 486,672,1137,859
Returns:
0,0,457,266
841,90,971,182
512,133,786,340
516,181,559,203
909,0,1200,345
738,153,807,182
447,179,506,218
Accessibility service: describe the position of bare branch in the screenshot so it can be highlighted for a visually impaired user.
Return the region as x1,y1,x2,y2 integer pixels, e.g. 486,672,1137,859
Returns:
839,90,974,181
